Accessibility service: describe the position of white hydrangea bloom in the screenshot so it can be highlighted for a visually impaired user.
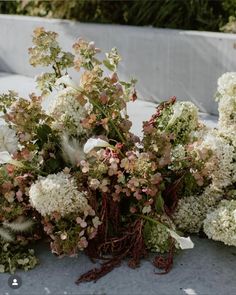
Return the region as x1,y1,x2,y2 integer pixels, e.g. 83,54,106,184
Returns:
216,73,236,184
218,130,236,183
219,129,236,149
217,72,236,98
0,125,18,154
204,200,236,247
29,172,91,217
169,144,187,170
172,83,236,235
218,95,236,132
173,186,222,233
168,101,198,128
165,101,199,144
216,72,236,150
192,129,235,189
49,88,87,136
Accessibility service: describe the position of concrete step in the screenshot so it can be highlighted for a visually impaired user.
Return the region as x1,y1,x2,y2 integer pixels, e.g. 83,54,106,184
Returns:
0,236,236,295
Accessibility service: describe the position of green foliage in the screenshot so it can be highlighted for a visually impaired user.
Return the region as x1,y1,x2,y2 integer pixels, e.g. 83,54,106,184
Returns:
0,0,17,14
221,15,236,32
220,0,236,32
36,124,53,149
222,0,236,16
126,0,223,31
155,193,164,214
0,0,233,32
0,243,38,273
19,0,77,19
180,172,203,197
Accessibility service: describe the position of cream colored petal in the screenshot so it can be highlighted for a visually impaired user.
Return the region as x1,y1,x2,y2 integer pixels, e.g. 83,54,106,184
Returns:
168,229,194,250
83,138,110,154
55,75,78,89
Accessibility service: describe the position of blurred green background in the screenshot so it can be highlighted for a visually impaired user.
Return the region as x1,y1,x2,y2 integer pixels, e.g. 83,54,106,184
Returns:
1,0,236,32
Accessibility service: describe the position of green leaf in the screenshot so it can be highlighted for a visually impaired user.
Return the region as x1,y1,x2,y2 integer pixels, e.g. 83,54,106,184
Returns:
155,193,165,213
36,124,52,149
36,124,52,143
143,221,152,242
103,59,115,71
45,158,60,172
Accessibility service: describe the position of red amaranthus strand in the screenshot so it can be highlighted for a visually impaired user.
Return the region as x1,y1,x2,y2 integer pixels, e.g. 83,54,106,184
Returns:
77,219,147,285
153,241,175,274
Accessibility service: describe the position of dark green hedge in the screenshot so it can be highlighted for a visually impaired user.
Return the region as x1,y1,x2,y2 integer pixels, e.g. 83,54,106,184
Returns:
0,0,235,32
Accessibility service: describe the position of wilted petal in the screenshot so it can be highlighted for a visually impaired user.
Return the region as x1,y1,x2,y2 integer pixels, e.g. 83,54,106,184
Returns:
168,229,194,250
84,138,111,154
0,151,12,164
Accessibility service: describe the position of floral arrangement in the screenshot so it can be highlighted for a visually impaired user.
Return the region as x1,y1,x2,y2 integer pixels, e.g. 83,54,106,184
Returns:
0,28,235,284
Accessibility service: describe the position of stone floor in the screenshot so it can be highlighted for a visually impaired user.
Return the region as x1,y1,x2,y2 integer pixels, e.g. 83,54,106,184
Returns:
0,236,236,295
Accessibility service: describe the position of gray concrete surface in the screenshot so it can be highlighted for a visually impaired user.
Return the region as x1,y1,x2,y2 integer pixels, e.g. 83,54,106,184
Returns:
0,236,236,295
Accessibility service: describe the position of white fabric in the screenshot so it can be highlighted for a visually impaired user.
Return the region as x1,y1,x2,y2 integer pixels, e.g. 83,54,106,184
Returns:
1,15,236,115
0,73,38,98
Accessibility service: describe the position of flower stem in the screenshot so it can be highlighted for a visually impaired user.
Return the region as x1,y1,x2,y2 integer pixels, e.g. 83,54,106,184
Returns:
87,96,127,144
134,214,169,230
52,61,62,78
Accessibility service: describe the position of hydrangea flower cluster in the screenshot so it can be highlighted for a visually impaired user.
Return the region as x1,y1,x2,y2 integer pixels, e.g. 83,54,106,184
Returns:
144,214,177,253
216,72,236,144
172,129,235,233
195,73,236,244
143,98,199,145
29,172,91,217
49,87,87,137
173,73,236,236
2,27,236,284
216,72,236,98
166,101,199,143
189,129,235,190
173,187,222,233
204,200,236,246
